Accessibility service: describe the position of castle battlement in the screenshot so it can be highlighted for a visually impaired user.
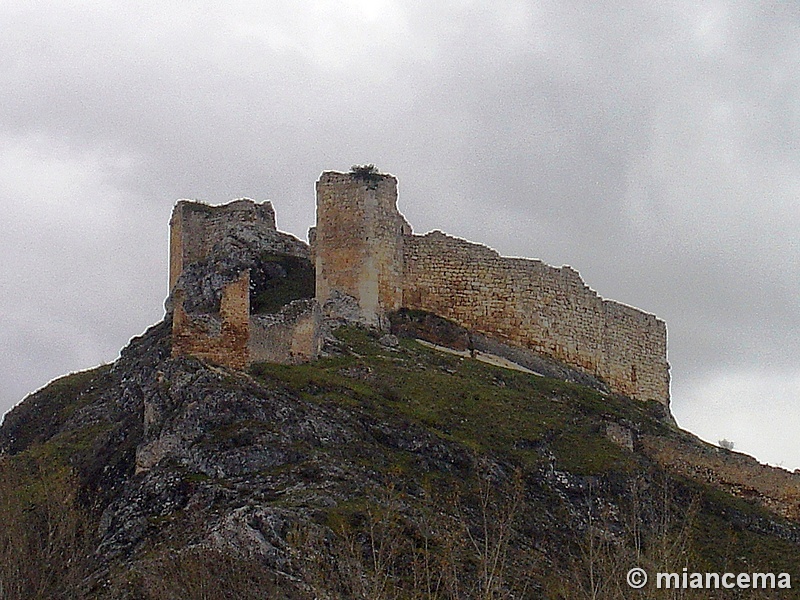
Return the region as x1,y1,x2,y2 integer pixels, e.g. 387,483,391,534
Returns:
168,172,670,406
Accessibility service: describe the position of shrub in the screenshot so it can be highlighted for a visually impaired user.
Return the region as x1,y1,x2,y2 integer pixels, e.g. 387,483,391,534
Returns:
349,164,382,183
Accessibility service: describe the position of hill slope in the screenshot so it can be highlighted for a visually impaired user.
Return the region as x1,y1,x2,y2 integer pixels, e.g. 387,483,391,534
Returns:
1,320,799,599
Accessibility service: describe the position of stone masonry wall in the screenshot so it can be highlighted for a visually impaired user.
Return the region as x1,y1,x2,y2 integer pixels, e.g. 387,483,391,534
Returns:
314,172,410,327
312,171,669,404
170,177,669,403
169,199,318,370
403,232,669,404
249,299,322,364
171,271,251,370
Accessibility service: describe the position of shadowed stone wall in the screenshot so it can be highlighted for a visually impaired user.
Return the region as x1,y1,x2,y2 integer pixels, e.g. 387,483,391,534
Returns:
249,299,322,364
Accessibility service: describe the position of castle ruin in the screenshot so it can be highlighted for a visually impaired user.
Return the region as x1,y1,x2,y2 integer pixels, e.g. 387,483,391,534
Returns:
169,171,670,406
169,200,321,369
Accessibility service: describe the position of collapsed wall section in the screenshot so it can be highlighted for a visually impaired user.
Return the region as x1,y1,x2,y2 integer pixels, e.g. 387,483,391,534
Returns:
249,299,322,364
314,172,410,326
403,231,669,405
169,199,319,370
172,271,251,370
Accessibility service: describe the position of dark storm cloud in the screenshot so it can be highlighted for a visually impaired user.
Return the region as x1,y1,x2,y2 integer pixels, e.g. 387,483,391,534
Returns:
1,0,798,466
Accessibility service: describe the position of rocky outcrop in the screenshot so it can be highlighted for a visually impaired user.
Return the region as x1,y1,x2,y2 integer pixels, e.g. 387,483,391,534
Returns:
2,319,800,598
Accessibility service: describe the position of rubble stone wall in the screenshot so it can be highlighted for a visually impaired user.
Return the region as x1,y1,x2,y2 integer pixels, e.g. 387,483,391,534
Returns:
171,271,251,370
642,434,800,521
403,231,669,404
169,199,319,369
249,299,322,364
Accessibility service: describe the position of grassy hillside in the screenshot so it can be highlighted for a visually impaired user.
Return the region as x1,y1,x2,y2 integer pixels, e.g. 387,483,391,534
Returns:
252,328,800,596
0,323,798,598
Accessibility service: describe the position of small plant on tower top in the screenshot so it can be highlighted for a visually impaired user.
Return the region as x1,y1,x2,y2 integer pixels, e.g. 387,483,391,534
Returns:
349,164,382,183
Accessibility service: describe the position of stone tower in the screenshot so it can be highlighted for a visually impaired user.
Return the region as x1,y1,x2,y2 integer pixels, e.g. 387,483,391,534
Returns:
311,169,669,406
169,199,276,290
313,171,411,327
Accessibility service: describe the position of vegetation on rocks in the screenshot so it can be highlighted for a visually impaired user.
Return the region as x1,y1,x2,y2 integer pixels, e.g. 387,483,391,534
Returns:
250,253,315,314
1,322,799,598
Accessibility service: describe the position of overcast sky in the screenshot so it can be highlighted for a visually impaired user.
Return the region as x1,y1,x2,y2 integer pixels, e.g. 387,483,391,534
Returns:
2,0,798,469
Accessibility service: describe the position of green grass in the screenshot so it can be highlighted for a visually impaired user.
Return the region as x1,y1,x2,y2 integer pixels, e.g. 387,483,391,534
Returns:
251,253,314,313
36,365,112,419
5,323,800,596
256,322,800,570
1,364,112,453
206,419,276,450
251,326,660,476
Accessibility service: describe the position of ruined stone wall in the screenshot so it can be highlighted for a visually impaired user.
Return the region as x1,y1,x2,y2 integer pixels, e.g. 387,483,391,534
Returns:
314,172,410,326
312,171,668,404
169,199,277,289
169,178,668,402
169,198,318,369
403,231,669,405
249,299,322,364
171,271,251,370
642,434,800,521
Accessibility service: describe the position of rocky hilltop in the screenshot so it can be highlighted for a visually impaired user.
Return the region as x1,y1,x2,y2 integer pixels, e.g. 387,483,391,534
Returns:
3,316,800,599
2,187,800,598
